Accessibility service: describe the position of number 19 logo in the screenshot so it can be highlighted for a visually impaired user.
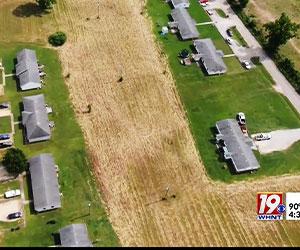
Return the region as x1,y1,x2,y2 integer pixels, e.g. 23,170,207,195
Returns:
257,192,285,220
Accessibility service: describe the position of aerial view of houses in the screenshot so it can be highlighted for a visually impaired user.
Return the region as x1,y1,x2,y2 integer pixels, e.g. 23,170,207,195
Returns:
1,0,300,247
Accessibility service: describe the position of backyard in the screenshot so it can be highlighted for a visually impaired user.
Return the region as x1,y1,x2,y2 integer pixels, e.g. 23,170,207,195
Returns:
0,42,119,247
148,0,300,182
0,116,11,134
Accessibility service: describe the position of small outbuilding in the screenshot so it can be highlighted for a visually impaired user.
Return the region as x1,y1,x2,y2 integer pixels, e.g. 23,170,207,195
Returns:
193,38,227,75
59,224,93,247
171,0,190,9
15,49,41,91
22,94,51,143
170,8,199,40
29,153,61,212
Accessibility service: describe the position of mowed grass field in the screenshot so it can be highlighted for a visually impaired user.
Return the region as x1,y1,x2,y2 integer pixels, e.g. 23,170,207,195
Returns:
3,0,300,247
0,43,119,246
246,0,300,70
148,0,300,182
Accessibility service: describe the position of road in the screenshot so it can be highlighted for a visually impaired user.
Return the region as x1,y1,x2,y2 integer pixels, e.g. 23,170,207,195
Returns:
203,0,300,115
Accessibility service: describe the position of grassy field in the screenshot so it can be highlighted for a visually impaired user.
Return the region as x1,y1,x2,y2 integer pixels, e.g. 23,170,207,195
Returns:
231,26,248,47
188,0,211,23
148,0,300,182
0,116,11,134
215,8,227,18
0,42,119,247
245,0,300,70
0,180,20,195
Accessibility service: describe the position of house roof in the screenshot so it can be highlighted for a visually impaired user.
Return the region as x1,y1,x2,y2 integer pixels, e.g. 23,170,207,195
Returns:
16,49,41,90
29,154,61,212
171,8,199,40
22,94,51,142
194,39,227,75
216,119,260,173
171,0,189,6
59,224,93,247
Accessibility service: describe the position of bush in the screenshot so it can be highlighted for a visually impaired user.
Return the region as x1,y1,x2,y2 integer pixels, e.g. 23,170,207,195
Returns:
250,56,261,65
3,148,27,175
48,32,67,47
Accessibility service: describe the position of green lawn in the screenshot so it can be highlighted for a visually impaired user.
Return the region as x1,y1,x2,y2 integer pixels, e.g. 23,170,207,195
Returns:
231,26,248,47
188,0,211,23
147,0,300,183
215,8,228,18
0,42,119,247
0,116,11,134
0,180,20,195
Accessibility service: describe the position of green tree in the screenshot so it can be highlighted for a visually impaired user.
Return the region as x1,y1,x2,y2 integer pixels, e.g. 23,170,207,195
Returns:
228,0,248,11
264,13,300,54
2,148,27,175
36,0,57,10
48,31,67,46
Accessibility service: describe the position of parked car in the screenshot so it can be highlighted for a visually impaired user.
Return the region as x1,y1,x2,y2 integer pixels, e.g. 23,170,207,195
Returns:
242,60,251,70
4,189,21,199
0,134,10,140
226,29,233,37
226,37,234,45
7,212,22,220
206,9,213,15
236,112,246,125
255,133,272,141
0,102,9,109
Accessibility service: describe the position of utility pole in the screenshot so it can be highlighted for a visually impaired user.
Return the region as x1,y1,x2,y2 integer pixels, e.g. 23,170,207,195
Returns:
162,186,170,201
88,203,91,216
97,1,100,19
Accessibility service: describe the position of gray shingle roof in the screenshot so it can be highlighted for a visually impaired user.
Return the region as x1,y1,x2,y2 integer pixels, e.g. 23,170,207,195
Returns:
216,119,260,173
22,94,51,143
171,0,190,8
194,39,227,75
171,8,199,40
29,154,61,212
16,49,41,90
59,224,93,247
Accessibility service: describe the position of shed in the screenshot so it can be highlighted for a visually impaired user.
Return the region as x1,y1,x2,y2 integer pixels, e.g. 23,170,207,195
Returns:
59,224,93,247
29,154,61,212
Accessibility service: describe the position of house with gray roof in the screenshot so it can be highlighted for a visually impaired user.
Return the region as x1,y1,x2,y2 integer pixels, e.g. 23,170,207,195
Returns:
171,0,190,9
29,154,61,212
22,94,51,143
215,119,260,173
170,8,199,40
193,39,227,75
59,224,93,247
15,49,41,91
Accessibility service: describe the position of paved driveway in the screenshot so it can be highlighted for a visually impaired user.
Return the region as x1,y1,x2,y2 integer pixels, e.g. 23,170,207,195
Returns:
202,0,300,115
0,199,23,222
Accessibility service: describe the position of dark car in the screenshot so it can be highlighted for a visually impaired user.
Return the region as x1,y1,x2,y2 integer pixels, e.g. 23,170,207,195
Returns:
226,29,233,37
0,102,9,109
0,134,10,140
7,212,22,220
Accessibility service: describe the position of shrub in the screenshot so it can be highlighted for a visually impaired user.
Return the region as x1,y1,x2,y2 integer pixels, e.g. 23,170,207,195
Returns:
48,32,67,47
250,56,261,65
3,148,27,175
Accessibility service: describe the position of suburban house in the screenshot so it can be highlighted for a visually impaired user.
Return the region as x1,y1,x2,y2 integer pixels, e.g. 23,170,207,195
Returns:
170,8,199,40
171,0,190,9
193,39,227,75
22,94,51,143
29,154,61,212
59,224,93,247
215,119,260,173
15,49,41,91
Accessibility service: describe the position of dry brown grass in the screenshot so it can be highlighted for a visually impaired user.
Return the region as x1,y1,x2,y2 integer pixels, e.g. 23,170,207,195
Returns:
2,0,300,246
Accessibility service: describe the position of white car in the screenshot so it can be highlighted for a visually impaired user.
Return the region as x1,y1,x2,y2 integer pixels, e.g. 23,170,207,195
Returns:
242,61,251,70
255,133,272,141
206,10,213,15
4,189,21,199
226,37,234,45
237,112,246,125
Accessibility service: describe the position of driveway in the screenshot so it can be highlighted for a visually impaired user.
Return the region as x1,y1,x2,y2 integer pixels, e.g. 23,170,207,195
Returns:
202,0,300,115
0,199,23,222
252,128,300,154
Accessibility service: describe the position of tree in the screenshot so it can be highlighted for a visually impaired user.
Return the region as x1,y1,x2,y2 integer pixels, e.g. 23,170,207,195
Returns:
48,31,67,46
36,0,56,9
2,148,27,175
227,0,248,11
239,0,249,9
264,13,300,54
